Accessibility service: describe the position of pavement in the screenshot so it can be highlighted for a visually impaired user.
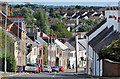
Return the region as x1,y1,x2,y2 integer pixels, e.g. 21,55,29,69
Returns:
0,71,30,78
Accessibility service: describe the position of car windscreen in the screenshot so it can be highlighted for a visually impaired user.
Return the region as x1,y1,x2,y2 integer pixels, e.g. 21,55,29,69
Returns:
27,64,37,67
52,66,58,68
44,66,48,68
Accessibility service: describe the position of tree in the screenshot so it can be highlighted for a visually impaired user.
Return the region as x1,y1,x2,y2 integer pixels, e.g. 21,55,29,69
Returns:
2,53,17,72
78,19,102,32
34,8,49,34
86,19,94,25
75,5,82,10
98,36,120,62
51,22,73,38
49,11,61,19
13,7,34,27
0,29,17,72
43,44,48,65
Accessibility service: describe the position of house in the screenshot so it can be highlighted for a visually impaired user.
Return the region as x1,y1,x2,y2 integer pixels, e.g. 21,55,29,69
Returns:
67,37,87,68
78,39,87,67
60,12,67,19
0,11,27,68
26,28,47,65
62,19,76,27
55,39,69,69
64,42,75,69
0,2,12,16
26,36,38,64
86,7,120,76
72,13,80,25
66,11,76,19
38,32,57,66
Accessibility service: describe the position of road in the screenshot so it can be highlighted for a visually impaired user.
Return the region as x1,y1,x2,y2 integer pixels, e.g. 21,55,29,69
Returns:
1,72,94,79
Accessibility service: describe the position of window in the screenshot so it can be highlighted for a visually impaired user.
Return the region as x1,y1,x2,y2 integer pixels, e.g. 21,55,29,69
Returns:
68,53,73,57
34,48,36,55
39,49,42,56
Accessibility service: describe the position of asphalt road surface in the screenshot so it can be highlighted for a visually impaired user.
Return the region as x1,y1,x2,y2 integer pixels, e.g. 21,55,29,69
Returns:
2,72,120,79
1,72,92,79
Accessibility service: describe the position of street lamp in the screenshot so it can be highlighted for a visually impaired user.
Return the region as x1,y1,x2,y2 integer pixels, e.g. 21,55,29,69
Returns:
4,3,8,73
75,30,78,73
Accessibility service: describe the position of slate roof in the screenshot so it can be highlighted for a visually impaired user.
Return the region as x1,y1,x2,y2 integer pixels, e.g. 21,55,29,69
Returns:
26,35,38,47
64,42,75,51
66,11,75,16
67,38,87,51
78,39,87,51
62,19,75,24
88,26,114,48
55,39,68,50
36,35,47,46
86,18,107,36
93,31,119,53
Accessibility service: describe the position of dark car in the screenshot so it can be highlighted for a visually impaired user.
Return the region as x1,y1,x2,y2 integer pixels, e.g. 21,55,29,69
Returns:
58,66,64,72
51,66,59,72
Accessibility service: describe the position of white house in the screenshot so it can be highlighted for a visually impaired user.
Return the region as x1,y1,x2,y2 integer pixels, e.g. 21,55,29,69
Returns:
64,42,75,69
86,6,120,76
78,39,87,67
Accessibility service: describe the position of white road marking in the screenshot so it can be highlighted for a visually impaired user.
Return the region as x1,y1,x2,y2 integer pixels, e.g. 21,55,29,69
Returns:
52,72,56,77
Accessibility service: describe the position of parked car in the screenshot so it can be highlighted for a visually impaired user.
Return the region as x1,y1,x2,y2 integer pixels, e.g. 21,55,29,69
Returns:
25,63,39,73
41,65,44,72
44,65,52,73
58,66,64,72
35,63,42,73
51,66,59,72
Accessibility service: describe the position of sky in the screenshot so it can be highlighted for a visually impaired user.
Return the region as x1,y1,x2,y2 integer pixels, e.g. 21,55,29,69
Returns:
0,0,120,2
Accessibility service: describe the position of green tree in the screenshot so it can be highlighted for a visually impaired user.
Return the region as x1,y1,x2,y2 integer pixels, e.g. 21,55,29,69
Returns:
98,36,120,62
86,19,94,25
78,19,102,32
43,44,48,65
51,22,73,38
0,29,17,72
34,8,49,34
49,11,61,19
13,7,34,26
2,53,17,72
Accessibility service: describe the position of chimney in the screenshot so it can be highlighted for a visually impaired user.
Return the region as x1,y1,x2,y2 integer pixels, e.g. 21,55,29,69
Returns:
111,7,114,10
40,32,43,37
118,17,120,22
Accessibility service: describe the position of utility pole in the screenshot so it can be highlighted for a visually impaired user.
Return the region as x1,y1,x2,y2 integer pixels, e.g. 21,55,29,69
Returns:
75,30,78,73
4,3,8,73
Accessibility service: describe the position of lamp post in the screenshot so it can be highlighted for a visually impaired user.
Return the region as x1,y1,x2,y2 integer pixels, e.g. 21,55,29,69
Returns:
75,30,78,73
4,3,8,73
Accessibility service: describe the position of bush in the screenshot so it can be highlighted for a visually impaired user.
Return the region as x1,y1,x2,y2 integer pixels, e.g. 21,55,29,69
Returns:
2,53,17,72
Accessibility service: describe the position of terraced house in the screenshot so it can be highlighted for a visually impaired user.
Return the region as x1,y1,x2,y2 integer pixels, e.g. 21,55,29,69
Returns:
86,5,120,76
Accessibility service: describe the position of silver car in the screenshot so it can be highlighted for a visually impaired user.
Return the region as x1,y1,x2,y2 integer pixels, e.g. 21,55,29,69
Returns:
44,65,52,73
51,66,59,72
25,63,39,73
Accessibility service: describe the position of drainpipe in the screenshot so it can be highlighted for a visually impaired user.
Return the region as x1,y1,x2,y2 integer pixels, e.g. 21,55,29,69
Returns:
99,60,100,77
93,50,94,75
95,52,96,76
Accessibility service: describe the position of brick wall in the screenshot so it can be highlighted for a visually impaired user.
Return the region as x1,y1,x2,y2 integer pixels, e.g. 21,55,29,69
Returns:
102,59,120,77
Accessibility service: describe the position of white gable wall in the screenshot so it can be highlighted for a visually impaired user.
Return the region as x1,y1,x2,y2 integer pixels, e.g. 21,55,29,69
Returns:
87,9,120,76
